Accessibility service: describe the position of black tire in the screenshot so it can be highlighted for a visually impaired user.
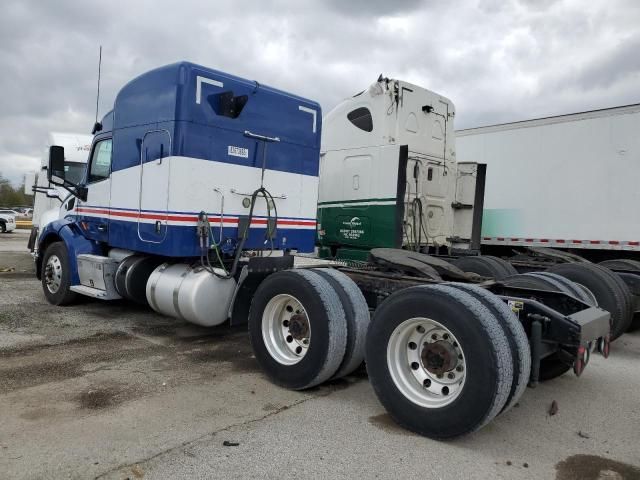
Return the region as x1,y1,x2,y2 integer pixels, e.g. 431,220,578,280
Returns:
447,283,531,413
41,241,78,306
525,272,597,305
365,284,513,439
312,268,369,379
548,263,632,340
502,273,584,381
451,255,518,280
598,259,640,271
0,221,6,233
248,269,347,390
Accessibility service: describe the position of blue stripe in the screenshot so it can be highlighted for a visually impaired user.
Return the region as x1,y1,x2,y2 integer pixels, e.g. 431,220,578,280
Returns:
107,219,315,257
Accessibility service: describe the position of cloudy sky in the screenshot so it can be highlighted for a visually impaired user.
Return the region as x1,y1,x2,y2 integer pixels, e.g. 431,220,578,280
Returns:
1,0,639,185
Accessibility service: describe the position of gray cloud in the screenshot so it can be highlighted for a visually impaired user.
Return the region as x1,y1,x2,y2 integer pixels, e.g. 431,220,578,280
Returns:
0,0,639,185
324,0,426,17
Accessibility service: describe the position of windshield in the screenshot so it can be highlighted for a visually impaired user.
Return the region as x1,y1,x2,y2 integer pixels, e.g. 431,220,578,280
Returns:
64,162,87,184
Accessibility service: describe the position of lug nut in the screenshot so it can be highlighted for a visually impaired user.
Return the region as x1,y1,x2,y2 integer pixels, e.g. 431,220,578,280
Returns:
447,372,455,379
286,335,293,343
431,333,438,340
437,373,443,379
443,333,449,340
456,365,464,372
417,325,425,334
411,362,420,370
408,341,417,350
283,320,290,327
423,379,431,388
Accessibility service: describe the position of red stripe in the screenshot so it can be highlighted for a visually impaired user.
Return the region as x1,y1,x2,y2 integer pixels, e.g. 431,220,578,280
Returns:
525,238,534,242
540,239,549,243
629,241,640,246
608,240,619,245
556,239,565,244
510,238,519,242
482,237,491,241
590,240,601,245
496,237,505,241
76,208,316,226
572,240,582,244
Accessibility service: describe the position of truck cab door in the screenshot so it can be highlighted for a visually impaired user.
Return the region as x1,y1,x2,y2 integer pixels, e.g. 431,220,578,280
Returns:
138,130,171,243
77,138,112,243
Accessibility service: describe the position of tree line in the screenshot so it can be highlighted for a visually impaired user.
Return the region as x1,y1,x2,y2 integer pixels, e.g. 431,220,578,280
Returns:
0,174,34,208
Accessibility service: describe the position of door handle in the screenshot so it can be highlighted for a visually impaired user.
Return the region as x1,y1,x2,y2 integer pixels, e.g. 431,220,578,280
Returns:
97,224,107,232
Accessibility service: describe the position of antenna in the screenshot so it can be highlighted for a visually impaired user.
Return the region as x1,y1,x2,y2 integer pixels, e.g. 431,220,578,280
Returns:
91,46,103,134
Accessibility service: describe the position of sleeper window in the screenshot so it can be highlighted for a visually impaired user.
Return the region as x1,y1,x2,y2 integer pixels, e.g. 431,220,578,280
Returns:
347,107,373,132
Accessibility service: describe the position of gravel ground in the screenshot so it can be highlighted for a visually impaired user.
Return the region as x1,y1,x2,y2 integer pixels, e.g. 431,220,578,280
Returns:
1,230,639,480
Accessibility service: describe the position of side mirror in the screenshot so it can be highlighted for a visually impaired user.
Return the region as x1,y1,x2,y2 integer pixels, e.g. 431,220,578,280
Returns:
47,145,66,185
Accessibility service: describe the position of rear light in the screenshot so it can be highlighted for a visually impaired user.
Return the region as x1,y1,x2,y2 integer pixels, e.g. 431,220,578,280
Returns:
597,335,611,358
573,345,589,376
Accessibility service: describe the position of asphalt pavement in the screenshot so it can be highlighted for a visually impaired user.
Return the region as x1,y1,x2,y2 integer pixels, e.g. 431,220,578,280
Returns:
1,230,639,480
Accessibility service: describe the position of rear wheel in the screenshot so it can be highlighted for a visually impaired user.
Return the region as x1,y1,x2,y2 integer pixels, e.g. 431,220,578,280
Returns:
598,259,640,271
365,284,513,439
502,272,594,381
0,221,6,233
41,241,78,306
548,263,632,340
451,255,518,280
312,268,369,379
446,283,530,413
248,269,347,390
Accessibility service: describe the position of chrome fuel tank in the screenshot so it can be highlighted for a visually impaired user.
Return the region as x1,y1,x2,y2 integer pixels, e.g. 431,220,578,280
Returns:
146,263,236,326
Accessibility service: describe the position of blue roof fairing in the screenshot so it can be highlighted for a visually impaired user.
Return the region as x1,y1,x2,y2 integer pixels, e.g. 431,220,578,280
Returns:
108,62,321,177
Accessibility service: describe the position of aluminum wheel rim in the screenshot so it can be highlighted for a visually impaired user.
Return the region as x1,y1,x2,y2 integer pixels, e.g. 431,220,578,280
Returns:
44,254,63,294
262,294,311,365
387,317,466,408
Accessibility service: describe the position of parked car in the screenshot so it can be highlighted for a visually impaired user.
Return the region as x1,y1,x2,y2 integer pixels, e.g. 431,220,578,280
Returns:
0,210,16,233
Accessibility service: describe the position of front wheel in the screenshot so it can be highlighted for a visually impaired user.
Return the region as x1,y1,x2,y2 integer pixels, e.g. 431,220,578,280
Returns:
41,242,78,305
0,222,6,233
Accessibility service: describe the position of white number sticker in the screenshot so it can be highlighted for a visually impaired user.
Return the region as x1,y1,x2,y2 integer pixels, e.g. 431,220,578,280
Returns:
228,146,249,158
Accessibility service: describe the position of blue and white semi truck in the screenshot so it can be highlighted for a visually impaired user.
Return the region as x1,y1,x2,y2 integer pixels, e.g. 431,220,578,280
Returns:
34,62,610,439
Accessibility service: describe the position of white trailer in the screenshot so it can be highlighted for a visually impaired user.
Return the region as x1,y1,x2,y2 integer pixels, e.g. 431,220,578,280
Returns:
456,104,640,255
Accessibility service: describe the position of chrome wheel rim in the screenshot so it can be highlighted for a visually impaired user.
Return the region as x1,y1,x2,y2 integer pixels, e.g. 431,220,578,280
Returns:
387,317,466,408
262,294,311,365
44,254,63,294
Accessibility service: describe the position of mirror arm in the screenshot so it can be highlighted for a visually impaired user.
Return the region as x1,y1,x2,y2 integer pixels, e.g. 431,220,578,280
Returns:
59,181,87,202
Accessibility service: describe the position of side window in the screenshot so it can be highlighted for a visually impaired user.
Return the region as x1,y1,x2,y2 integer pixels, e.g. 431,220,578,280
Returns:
347,107,373,132
88,139,112,183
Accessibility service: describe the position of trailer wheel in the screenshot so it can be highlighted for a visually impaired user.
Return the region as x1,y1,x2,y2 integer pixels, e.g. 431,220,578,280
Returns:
365,284,513,439
451,255,518,280
41,241,78,306
525,272,597,306
248,269,347,390
598,259,640,271
446,283,530,413
312,268,369,379
548,263,632,340
502,272,594,381
596,263,637,334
